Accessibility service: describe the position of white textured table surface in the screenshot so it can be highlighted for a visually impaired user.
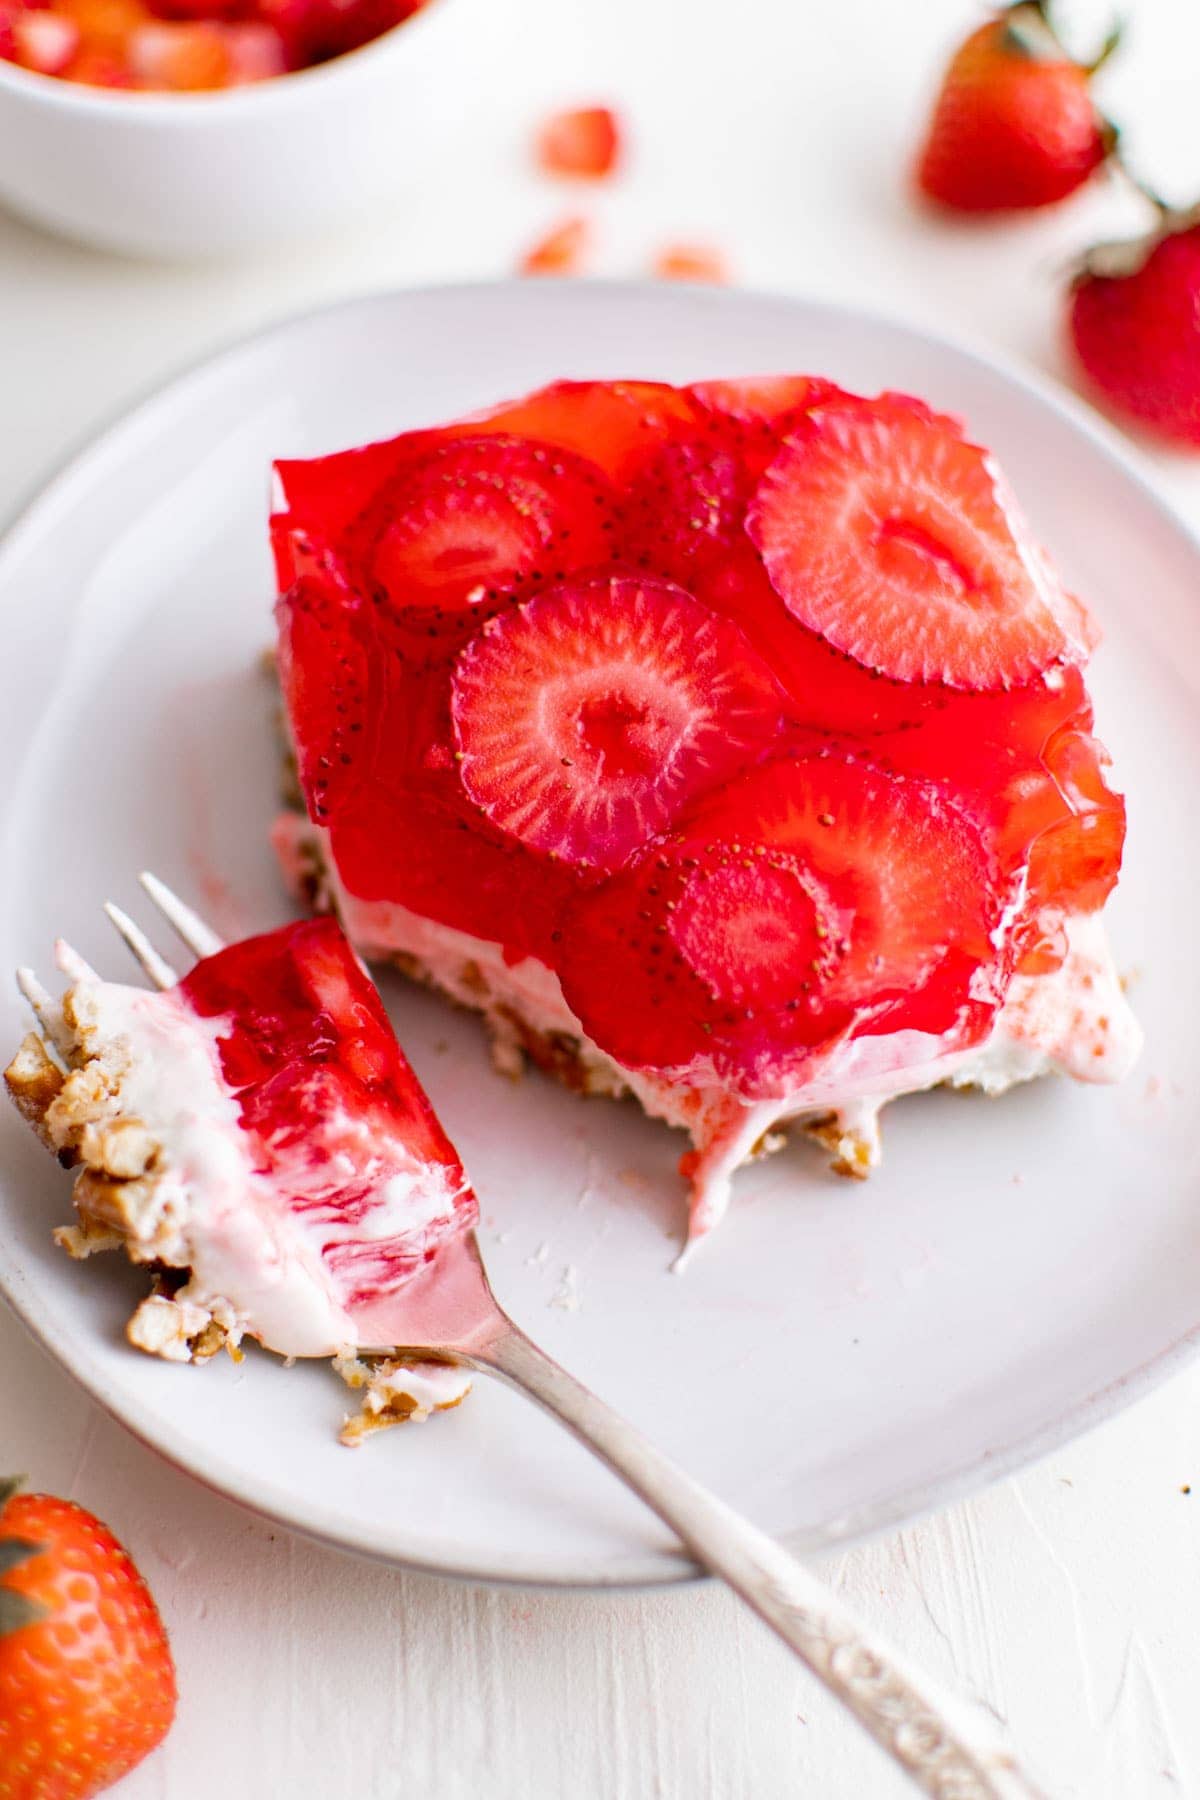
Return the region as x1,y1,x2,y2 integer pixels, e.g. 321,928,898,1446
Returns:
3,0,1200,1794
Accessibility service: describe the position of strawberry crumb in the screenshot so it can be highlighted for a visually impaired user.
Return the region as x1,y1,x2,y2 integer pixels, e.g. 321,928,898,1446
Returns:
652,243,729,285
536,105,621,180
520,215,591,278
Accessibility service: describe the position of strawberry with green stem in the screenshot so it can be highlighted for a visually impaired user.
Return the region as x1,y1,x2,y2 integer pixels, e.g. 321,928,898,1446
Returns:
917,0,1120,214
1068,169,1200,448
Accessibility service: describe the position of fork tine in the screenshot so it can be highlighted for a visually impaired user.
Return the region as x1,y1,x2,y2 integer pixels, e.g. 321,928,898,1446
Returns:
16,967,74,1057
54,939,100,983
17,966,55,1016
138,871,225,958
102,904,178,991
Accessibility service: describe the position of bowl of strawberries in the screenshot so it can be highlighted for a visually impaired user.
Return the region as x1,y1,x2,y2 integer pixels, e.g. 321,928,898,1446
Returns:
0,0,472,257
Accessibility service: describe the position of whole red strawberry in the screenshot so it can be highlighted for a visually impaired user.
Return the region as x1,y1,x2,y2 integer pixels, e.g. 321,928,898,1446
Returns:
1069,203,1200,448
0,1476,177,1799
917,1,1118,213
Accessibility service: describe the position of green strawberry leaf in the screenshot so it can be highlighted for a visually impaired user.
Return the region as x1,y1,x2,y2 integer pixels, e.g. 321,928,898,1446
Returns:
0,1586,48,1636
0,1536,45,1578
0,1474,26,1513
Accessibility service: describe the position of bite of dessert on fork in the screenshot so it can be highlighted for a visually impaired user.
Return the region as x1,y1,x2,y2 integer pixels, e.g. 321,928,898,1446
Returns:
4,874,475,1443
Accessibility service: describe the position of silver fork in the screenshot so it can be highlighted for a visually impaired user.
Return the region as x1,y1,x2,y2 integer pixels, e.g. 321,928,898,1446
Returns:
80,872,1047,1800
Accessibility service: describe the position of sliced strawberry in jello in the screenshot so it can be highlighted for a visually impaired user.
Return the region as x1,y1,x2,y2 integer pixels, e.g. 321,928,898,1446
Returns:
273,431,453,580
748,398,1090,690
619,432,749,580
450,575,785,873
682,376,849,493
559,755,1005,1094
629,383,962,578
686,380,962,474
348,435,614,615
272,384,696,594
864,662,1125,924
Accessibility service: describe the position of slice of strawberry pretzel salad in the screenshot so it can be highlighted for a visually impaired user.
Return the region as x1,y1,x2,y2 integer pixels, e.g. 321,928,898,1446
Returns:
268,373,1142,1242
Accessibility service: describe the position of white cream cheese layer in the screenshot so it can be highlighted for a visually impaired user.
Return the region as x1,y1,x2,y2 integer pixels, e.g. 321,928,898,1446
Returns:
273,814,1143,1242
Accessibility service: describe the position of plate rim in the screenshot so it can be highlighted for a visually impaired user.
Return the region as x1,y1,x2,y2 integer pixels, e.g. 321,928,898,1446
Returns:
2,277,1196,1590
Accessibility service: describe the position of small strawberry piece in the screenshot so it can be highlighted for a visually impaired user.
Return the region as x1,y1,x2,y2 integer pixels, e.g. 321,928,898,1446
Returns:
520,215,590,277
315,0,419,58
536,104,621,180
450,575,784,871
917,1,1116,213
1,0,420,86
145,0,242,21
128,18,229,86
748,397,1088,690
1068,210,1200,448
222,19,287,79
12,9,80,72
652,242,729,284
253,0,318,64
559,755,1004,1093
62,43,135,83
0,1476,176,1800
58,0,148,49
255,0,417,63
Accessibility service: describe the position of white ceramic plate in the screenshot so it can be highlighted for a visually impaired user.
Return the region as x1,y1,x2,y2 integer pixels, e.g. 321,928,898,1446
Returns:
1,283,1196,1588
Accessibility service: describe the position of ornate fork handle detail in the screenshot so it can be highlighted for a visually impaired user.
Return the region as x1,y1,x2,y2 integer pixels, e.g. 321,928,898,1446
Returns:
477,1325,1047,1800
749,1589,1034,1799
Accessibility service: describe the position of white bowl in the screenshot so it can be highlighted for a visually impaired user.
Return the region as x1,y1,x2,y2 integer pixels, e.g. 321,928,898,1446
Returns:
0,0,472,258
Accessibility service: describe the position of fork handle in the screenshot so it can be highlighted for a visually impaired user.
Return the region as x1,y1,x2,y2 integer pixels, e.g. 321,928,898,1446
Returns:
474,1325,1047,1800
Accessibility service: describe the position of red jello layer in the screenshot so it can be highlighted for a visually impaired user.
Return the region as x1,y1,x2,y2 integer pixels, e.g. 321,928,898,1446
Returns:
270,377,1126,1099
